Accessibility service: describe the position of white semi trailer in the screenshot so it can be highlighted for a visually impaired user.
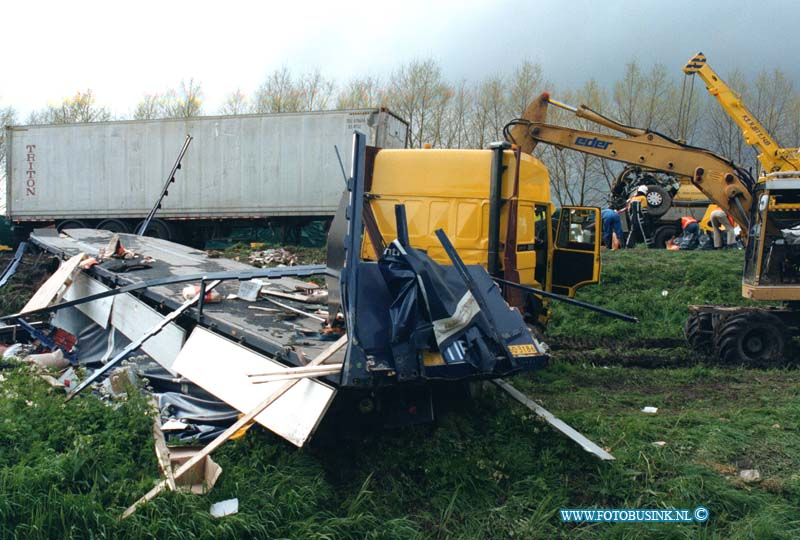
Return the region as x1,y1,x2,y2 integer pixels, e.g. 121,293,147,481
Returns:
4,108,408,243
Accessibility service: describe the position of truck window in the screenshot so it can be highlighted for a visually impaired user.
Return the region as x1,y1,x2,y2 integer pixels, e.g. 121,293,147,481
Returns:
534,205,548,246
557,208,596,250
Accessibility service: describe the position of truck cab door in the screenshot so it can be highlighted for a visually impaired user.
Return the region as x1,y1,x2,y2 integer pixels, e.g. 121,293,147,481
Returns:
551,206,601,297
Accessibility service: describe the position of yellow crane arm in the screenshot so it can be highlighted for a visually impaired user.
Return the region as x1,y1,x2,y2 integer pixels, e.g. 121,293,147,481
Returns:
506,93,754,231
683,52,800,173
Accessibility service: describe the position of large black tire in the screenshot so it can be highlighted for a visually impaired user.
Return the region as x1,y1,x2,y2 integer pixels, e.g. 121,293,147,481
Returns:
684,311,713,353
653,225,678,249
96,219,130,233
714,311,788,365
645,185,672,218
56,219,89,232
134,218,174,241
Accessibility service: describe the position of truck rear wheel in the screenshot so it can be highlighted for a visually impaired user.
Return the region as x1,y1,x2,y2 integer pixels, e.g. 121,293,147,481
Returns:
56,219,89,232
135,219,173,241
714,311,788,365
97,219,130,233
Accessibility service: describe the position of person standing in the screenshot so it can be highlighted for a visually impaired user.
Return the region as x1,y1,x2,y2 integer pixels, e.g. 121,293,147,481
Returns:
601,208,624,250
624,186,653,248
708,204,736,248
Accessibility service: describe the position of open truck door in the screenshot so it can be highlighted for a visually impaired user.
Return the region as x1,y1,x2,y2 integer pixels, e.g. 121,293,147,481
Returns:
551,206,601,297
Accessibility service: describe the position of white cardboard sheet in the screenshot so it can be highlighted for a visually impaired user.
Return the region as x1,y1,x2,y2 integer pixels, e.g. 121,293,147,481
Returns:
172,327,336,447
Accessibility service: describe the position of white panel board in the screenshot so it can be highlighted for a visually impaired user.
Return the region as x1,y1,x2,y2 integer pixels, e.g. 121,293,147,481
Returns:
173,327,336,447
61,272,185,373
111,292,185,374
63,272,114,329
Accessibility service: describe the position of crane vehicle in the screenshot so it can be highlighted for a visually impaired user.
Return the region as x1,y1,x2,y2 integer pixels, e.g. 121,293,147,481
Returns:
504,92,755,247
671,52,800,363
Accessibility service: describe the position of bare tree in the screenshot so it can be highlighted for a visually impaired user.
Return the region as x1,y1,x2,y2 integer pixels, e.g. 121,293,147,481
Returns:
471,76,507,148
27,90,111,124
253,67,302,113
440,81,474,149
753,68,794,147
0,106,16,175
704,69,752,166
639,63,675,132
386,59,453,148
219,89,248,115
163,78,203,118
612,61,645,127
336,76,384,109
133,93,164,120
509,60,545,118
299,70,334,111
538,82,612,207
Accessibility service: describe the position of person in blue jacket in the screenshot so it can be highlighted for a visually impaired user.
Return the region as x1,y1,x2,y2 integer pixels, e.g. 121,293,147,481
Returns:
601,208,624,250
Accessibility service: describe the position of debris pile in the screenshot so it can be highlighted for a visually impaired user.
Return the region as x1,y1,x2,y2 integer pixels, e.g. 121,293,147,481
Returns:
248,248,298,267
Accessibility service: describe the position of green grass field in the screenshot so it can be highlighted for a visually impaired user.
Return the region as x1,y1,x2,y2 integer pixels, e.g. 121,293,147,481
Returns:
1,248,798,539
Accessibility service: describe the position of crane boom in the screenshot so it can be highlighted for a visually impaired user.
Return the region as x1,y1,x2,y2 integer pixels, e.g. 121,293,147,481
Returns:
683,52,800,173
506,93,754,232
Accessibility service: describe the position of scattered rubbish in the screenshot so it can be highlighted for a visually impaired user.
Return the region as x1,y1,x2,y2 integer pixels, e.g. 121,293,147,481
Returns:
101,366,138,397
661,290,669,297
772,423,781,429
57,367,80,388
209,498,239,518
740,469,761,482
160,419,189,431
3,343,28,360
642,406,659,414
122,336,346,519
652,441,667,447
249,248,298,267
39,374,63,388
181,284,222,303
261,296,326,322
249,249,295,267
237,279,264,302
23,349,69,369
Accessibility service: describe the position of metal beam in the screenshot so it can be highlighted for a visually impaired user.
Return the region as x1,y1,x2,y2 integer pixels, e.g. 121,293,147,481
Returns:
493,378,615,461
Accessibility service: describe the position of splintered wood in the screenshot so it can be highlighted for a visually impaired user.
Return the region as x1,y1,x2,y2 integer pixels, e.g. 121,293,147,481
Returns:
21,253,85,314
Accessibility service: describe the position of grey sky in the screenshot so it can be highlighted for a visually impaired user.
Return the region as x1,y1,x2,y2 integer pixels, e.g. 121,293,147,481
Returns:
1,0,797,118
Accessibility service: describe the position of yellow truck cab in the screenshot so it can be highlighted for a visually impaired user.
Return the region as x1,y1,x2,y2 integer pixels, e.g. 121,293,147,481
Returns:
360,142,602,327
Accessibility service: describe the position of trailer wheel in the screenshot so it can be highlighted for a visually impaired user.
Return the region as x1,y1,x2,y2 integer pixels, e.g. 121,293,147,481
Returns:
684,311,713,353
135,219,173,241
715,311,787,365
56,220,89,232
96,219,130,233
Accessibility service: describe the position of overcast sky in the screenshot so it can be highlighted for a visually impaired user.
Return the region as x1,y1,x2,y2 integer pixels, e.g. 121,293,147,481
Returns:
1,0,797,119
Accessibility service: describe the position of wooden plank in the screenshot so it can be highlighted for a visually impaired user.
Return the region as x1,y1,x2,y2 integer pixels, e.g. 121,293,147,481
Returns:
122,335,346,519
151,410,177,492
21,253,85,313
248,363,342,378
172,327,336,447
